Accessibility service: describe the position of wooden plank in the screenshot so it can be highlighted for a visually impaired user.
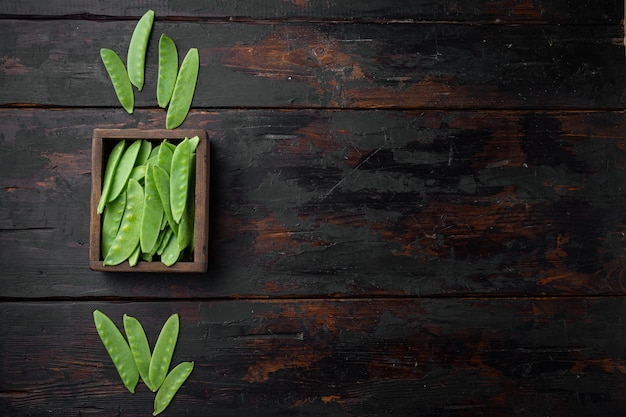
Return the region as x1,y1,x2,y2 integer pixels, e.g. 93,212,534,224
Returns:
1,108,625,298
0,1,620,24
1,298,626,416
0,20,623,109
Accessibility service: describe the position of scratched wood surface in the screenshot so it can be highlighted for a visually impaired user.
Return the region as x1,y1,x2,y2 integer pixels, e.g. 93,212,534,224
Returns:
1,2,626,416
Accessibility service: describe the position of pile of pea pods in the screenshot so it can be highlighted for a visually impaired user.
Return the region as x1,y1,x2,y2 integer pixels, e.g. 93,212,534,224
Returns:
100,9,199,129
93,310,194,415
98,136,199,267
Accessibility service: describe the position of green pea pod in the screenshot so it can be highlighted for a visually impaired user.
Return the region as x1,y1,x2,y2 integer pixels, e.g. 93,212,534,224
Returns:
97,140,126,214
128,243,141,267
108,139,142,204
177,189,194,254
101,191,126,259
136,140,153,167
156,226,173,256
166,48,199,130
149,314,180,390
153,361,194,416
157,34,178,108
129,165,146,183
153,165,178,235
127,9,154,91
157,142,174,175
140,162,164,254
100,48,134,114
123,314,155,392
188,135,200,153
170,138,191,224
93,310,139,394
161,231,181,266
103,179,144,266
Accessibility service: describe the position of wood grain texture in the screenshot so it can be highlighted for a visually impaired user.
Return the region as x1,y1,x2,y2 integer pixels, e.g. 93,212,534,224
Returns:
0,20,623,109
1,108,625,298
0,1,620,23
2,299,626,417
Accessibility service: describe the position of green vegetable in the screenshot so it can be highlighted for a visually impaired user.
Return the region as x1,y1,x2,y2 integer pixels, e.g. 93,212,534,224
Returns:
101,191,126,258
103,178,144,266
93,310,139,393
153,164,178,235
149,314,179,390
157,34,179,108
107,139,142,205
169,137,191,224
166,48,199,129
97,140,126,214
100,48,134,114
127,10,154,91
123,314,155,392
153,361,194,416
139,162,165,254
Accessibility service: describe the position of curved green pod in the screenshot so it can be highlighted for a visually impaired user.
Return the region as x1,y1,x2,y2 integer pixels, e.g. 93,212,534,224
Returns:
149,313,179,390
100,48,134,114
103,179,144,266
123,314,155,391
157,34,178,108
97,139,126,214
127,10,154,91
153,361,194,416
93,310,139,394
166,48,199,130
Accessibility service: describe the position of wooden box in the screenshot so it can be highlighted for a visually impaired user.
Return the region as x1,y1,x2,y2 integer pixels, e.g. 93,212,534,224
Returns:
89,129,209,272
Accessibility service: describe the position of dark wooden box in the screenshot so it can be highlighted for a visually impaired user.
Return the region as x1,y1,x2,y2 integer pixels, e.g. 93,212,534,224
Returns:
89,129,209,273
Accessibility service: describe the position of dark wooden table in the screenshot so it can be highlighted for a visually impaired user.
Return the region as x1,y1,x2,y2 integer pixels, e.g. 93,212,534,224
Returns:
2,2,626,416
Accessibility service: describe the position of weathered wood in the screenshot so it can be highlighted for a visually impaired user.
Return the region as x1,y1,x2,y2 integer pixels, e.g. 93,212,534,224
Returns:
2,299,626,416
1,108,625,298
0,0,620,24
0,20,623,109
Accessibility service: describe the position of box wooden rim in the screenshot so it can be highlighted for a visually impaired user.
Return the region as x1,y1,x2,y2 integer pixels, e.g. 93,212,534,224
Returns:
89,128,209,273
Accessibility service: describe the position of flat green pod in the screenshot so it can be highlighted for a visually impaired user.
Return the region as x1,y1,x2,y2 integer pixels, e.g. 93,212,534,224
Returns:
123,314,155,392
127,10,154,91
166,48,199,130
93,310,139,394
100,48,134,114
101,191,126,259
149,314,179,390
107,139,142,204
97,139,126,214
103,179,144,266
153,361,194,416
157,34,178,108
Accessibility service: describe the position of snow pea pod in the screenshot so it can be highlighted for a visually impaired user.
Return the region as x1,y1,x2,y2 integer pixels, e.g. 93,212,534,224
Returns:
149,314,180,390
136,140,153,167
93,310,139,394
123,314,155,392
108,139,142,204
157,142,173,174
170,138,191,223
103,179,144,266
129,165,146,183
97,139,126,214
101,191,126,259
140,162,164,254
127,10,154,91
153,361,194,416
160,231,181,266
153,165,178,235
100,48,134,114
157,34,178,108
166,48,199,130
